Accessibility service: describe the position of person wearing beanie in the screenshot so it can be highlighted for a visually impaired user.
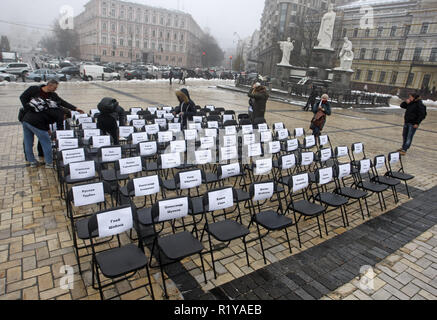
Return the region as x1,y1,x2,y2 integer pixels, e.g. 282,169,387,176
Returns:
96,97,126,145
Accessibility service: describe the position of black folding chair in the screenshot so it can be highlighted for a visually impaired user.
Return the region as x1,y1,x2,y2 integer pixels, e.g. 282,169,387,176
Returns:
385,151,414,198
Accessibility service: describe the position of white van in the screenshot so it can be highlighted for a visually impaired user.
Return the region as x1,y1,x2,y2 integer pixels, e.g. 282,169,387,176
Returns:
79,65,120,81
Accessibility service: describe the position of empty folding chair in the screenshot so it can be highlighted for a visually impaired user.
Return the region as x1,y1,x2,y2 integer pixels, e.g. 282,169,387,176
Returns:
371,155,401,203
138,141,159,174
158,152,183,195
385,151,414,198
88,204,155,300
318,134,333,151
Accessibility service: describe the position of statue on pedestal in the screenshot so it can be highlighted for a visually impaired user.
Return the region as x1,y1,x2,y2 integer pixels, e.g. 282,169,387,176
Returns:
337,37,354,71
278,37,295,66
315,4,336,50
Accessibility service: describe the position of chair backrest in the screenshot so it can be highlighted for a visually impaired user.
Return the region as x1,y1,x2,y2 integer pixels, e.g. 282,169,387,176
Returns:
61,148,86,165
217,162,243,180
184,129,197,141
279,154,296,171
319,135,331,149
315,167,334,185
388,151,402,172
158,131,174,144
170,140,187,154
195,149,213,165
288,173,310,195
57,138,80,151
69,181,111,208
91,135,111,149
373,155,386,175
138,141,158,157
56,130,75,140
152,197,190,223
298,151,315,168
318,148,333,166
239,119,252,126
304,135,316,148
219,145,238,162
358,158,372,176
351,142,365,161
130,132,149,145
267,140,281,155
145,124,160,135
128,175,161,198
273,122,285,131
253,157,273,176
204,187,235,212
67,160,97,180
88,205,135,239
335,146,350,162
99,146,122,164
249,181,275,202
159,152,182,169
175,169,203,190
334,163,352,180
117,156,143,176
294,128,305,138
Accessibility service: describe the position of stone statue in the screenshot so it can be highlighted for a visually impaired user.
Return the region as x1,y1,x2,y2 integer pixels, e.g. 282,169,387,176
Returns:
316,4,336,50
278,37,295,66
338,37,354,71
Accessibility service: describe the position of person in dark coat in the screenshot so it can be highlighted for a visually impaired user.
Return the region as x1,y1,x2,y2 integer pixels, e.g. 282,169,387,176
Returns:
248,83,269,122
303,84,317,111
169,70,174,85
311,94,332,138
96,97,126,145
174,88,196,129
399,93,427,155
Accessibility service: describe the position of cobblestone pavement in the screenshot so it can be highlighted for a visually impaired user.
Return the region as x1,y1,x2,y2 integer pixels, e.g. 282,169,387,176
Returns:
0,80,436,300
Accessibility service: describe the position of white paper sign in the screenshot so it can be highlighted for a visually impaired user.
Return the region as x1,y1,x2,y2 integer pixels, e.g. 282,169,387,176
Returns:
360,159,371,174
119,126,134,138
223,114,234,122
253,182,274,202
145,124,160,135
92,136,111,148
72,182,105,207
248,143,262,158
269,141,281,154
201,136,215,149
195,150,212,165
281,154,296,170
320,148,332,162
158,197,189,222
255,158,272,175
101,147,122,163
155,118,167,128
139,142,157,156
132,119,146,129
208,121,219,129
78,117,92,124
184,129,197,141
148,107,157,114
222,135,237,147
179,170,202,189
390,152,400,164
319,135,329,146
58,138,79,151
90,109,100,117
158,131,173,143
171,140,186,153
74,113,88,120
208,188,234,211
295,128,304,137
164,113,174,121
305,135,316,148
338,163,351,179
375,156,385,169
62,148,85,165
56,130,75,140
243,134,256,145
81,122,97,129
225,126,237,135
353,143,364,154
163,106,172,113
257,123,268,132
292,174,309,193
204,128,217,138
277,129,289,140
337,146,349,158
287,139,299,152
160,153,181,169
318,167,333,185
168,123,181,133
220,146,238,161
242,125,253,135
134,176,160,197
84,129,101,140
274,123,284,130
188,122,202,130
69,161,96,180
156,110,166,118
132,132,149,145
127,115,140,123
193,116,203,123
206,105,215,111
97,207,133,238
130,107,143,115
119,157,142,175
301,152,314,166
260,131,272,143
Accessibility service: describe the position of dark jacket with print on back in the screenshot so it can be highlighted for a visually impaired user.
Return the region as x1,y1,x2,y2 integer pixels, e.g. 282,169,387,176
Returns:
401,99,427,125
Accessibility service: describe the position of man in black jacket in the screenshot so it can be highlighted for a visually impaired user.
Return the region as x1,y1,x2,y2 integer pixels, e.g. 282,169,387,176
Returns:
174,88,196,128
399,94,427,155
96,97,126,145
20,80,84,168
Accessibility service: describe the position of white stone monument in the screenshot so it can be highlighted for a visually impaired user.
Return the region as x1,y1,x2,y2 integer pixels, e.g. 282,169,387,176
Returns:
277,37,295,66
335,37,354,72
315,4,336,51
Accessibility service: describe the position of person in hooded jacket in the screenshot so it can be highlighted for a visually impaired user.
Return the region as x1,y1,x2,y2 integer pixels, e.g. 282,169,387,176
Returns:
248,83,269,122
174,88,196,128
399,93,427,155
96,97,126,145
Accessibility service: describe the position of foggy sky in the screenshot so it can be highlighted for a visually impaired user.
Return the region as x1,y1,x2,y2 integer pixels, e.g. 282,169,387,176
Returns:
0,0,265,49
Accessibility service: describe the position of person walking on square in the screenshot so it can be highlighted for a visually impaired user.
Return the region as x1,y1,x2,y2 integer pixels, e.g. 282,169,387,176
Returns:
169,69,174,85
303,84,317,112
248,83,269,123
310,94,331,138
399,93,427,156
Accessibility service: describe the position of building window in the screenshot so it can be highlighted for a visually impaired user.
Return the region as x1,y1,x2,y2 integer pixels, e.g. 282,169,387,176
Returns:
136,40,140,48
103,49,107,56
413,47,422,61
353,28,358,37
377,26,383,37
166,56,169,61
152,30,156,37
120,51,124,57
128,39,132,47
153,16,156,24
366,70,374,81
144,41,148,49
180,46,184,53
119,38,124,46
173,45,177,52
390,26,397,37
180,34,184,41
397,48,404,61
112,51,115,57
120,10,124,19
372,48,378,60
160,17,164,25
365,28,370,37
111,8,115,17
103,7,107,16
360,48,366,60
166,32,170,40
355,69,361,80
111,37,116,46
384,48,392,61
279,3,288,34
129,12,133,20
174,33,177,41
430,48,437,62
406,73,414,86
120,25,124,33
102,37,107,44
379,71,386,83
342,28,347,37
144,12,149,23
420,22,429,34
136,26,140,35
128,25,133,34
102,23,107,31
390,71,398,85
111,23,116,32
159,31,163,39
404,25,411,36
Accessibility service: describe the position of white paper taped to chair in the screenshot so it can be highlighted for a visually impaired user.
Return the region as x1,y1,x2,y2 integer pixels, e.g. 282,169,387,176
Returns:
184,129,197,141
97,207,133,238
375,156,385,169
243,134,256,145
171,140,186,153
204,128,217,138
119,126,135,138
132,132,149,145
158,197,189,222
360,159,371,174
164,113,174,121
130,108,142,115
242,125,253,135
132,119,146,129
220,162,240,179
158,131,173,143
301,152,314,166
195,149,212,165
139,142,157,156
188,122,202,130
92,136,111,148
119,157,142,175
155,118,167,128
161,153,181,169
148,107,157,114
134,175,160,197
253,182,274,202
295,128,304,137
223,115,234,122
337,146,348,157
179,170,202,189
73,182,105,207
269,141,281,154
162,106,172,112
390,152,400,164
127,115,139,122
156,110,166,118
223,135,237,147
274,123,284,130
58,138,79,151
208,188,234,211
292,174,309,193
338,163,351,179
255,158,272,175
168,123,181,133
201,136,215,149
319,135,329,146
208,121,219,129
78,117,92,124
353,143,363,154
305,135,316,147
318,167,333,185
146,124,160,135
101,147,122,163
261,131,272,143
84,129,101,140
81,122,97,129
62,148,85,165
225,126,237,135
287,139,299,152
248,143,262,158
220,146,238,161
258,123,269,132
277,129,289,140
320,148,332,162
56,130,74,140
281,154,296,170
69,161,96,180
193,116,203,123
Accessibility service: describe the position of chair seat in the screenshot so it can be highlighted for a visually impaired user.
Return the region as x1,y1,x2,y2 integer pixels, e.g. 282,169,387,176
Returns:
137,207,153,225
277,176,290,186
235,189,250,202
387,172,414,181
337,187,367,199
119,186,135,198
65,175,97,185
76,217,98,240
96,244,148,278
158,232,203,260
204,172,219,184
309,172,316,183
255,211,294,230
316,193,349,207
207,220,249,242
374,176,401,187
361,181,389,192
144,162,158,172
190,197,204,215
291,200,325,216
101,169,129,182
162,179,176,191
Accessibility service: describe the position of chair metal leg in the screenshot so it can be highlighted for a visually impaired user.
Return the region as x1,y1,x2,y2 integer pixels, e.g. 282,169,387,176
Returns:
322,212,329,236
157,250,169,299
199,253,207,284
316,215,323,239
256,223,267,265
358,199,365,220
145,264,155,300
293,211,302,248
284,228,292,254
243,237,250,267
404,181,411,198
207,232,217,279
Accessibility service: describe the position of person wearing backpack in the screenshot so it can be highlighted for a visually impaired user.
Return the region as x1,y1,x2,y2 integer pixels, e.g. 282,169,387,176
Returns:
311,94,331,138
96,97,126,145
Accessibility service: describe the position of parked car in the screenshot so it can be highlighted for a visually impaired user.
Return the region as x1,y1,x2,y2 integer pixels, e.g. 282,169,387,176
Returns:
0,71,17,82
0,63,32,76
59,61,74,68
46,60,60,69
60,66,80,77
79,65,120,81
26,69,71,82
125,69,157,80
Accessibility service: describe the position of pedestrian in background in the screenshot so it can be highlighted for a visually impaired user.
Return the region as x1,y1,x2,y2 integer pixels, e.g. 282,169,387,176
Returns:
169,69,174,85
248,83,269,123
310,94,331,138
303,84,317,112
96,97,126,145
